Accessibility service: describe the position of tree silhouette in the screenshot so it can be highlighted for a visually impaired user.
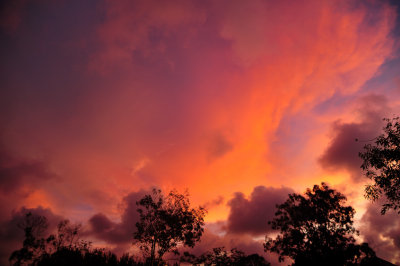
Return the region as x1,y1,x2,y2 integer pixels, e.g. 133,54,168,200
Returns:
359,117,400,214
9,212,49,265
264,183,376,266
134,189,206,265
10,213,143,266
48,220,81,251
36,247,135,266
181,247,270,266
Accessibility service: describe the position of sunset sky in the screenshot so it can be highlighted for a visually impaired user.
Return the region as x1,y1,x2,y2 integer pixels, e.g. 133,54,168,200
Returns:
1,0,400,264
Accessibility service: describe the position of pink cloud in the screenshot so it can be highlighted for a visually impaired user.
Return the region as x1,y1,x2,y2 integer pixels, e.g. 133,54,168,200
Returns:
227,186,293,235
319,94,390,181
360,201,400,264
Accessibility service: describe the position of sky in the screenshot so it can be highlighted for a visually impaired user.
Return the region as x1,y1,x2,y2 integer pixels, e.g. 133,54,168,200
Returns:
1,0,400,264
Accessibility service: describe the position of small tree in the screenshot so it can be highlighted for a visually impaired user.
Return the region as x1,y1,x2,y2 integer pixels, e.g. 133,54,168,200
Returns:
10,213,142,266
264,183,375,266
359,117,400,214
9,212,49,265
134,189,206,265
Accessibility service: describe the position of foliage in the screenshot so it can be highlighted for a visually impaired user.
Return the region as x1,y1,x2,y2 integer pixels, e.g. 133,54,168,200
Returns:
47,220,81,251
359,117,400,214
10,189,205,266
134,189,206,264
9,212,49,265
264,183,376,266
36,247,142,266
9,212,142,266
181,247,270,266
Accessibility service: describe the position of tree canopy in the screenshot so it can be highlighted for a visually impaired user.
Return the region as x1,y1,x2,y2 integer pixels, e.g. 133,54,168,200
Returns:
359,117,400,214
133,189,206,265
264,183,376,266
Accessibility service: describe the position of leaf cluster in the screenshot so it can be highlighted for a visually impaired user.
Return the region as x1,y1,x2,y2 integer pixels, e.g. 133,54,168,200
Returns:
360,117,400,214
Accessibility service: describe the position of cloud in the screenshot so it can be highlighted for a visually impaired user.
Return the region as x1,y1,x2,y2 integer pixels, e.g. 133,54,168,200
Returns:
0,0,398,256
187,228,264,255
0,206,62,265
208,133,234,160
227,186,293,236
0,0,28,34
318,94,390,181
178,226,281,266
360,202,400,264
87,190,147,245
0,147,57,220
0,147,55,193
203,196,224,210
88,186,287,261
90,0,206,72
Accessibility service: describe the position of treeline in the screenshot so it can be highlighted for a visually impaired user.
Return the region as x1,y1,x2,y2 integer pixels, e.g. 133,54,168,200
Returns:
9,117,400,265
7,185,386,266
9,189,269,266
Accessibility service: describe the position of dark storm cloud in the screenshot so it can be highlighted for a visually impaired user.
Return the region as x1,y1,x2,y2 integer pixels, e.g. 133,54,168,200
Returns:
90,213,114,233
318,94,390,181
360,201,400,264
318,122,374,175
88,190,148,244
227,186,293,236
0,148,54,193
88,213,129,244
0,206,62,265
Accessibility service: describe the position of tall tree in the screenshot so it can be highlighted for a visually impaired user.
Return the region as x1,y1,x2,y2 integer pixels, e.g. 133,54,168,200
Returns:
134,189,206,265
264,183,375,266
359,117,400,214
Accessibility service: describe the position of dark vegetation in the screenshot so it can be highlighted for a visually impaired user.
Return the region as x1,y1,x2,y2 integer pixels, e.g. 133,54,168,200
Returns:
359,117,400,214
134,189,205,265
264,183,376,265
8,117,399,265
181,247,270,265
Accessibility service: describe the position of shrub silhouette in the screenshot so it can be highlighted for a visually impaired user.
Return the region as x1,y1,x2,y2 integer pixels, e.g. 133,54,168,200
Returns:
181,247,270,266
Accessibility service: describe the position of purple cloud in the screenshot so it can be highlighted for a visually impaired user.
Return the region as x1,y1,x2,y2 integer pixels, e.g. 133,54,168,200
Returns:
319,94,390,181
87,190,148,244
227,186,293,236
0,148,54,193
360,201,400,264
